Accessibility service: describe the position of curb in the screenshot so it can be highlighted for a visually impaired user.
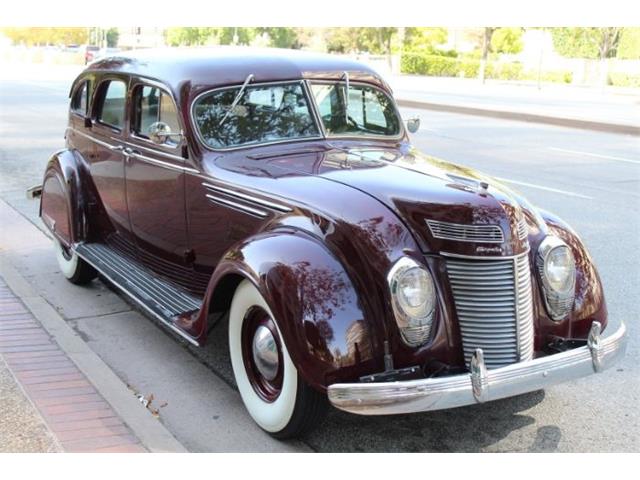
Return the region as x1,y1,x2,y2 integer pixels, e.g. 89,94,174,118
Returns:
0,260,188,453
396,99,640,136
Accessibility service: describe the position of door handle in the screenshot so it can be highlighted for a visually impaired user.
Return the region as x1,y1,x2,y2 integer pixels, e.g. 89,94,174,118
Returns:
123,147,139,162
109,145,124,152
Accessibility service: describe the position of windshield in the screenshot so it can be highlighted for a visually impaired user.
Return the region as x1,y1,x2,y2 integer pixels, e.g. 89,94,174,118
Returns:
310,82,400,137
193,81,320,149
192,80,402,150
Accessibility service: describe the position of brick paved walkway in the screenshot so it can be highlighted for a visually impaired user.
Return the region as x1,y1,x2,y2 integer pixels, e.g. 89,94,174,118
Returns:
0,277,146,452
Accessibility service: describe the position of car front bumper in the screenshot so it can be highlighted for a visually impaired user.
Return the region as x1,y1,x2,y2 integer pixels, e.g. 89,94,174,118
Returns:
327,321,627,415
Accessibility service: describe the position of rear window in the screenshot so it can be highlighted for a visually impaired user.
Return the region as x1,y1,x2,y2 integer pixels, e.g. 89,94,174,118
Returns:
192,82,319,149
71,80,91,116
97,80,127,130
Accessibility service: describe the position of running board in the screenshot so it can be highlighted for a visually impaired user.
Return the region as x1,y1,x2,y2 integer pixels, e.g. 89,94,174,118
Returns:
75,243,203,345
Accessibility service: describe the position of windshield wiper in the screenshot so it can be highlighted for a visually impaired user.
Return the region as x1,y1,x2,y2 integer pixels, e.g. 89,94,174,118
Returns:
218,73,254,128
342,71,349,124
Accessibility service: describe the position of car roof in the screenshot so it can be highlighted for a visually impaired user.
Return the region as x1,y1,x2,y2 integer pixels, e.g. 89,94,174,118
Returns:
83,47,391,95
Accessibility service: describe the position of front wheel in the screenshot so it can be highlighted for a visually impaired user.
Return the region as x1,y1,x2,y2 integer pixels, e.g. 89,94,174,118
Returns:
229,280,327,439
54,239,97,285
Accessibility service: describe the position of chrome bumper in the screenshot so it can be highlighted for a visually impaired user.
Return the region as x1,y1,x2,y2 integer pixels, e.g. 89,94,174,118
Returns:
328,321,627,415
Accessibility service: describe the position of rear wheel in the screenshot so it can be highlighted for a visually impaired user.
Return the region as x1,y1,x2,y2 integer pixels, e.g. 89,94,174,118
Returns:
229,280,327,439
54,239,97,285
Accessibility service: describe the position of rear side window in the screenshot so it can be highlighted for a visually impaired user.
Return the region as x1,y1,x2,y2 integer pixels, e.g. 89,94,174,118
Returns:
71,80,90,116
97,80,127,130
132,85,181,145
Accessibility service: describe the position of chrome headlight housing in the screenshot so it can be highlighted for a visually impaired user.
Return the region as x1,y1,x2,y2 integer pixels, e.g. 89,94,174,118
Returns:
536,236,576,320
388,257,436,346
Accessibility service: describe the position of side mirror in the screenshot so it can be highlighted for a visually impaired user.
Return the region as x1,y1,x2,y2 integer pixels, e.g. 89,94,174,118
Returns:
148,121,183,145
406,116,420,134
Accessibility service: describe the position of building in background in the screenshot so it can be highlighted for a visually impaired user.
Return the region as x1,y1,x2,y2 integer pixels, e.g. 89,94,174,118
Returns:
117,27,165,49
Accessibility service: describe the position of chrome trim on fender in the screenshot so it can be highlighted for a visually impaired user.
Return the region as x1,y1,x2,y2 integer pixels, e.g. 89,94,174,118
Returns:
205,193,268,218
328,321,627,415
202,182,292,213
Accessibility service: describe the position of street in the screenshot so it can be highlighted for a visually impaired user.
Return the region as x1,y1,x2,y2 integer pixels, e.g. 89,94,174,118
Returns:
1,64,638,452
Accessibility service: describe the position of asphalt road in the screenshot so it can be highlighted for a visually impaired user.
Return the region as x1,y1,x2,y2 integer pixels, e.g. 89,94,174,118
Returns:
1,64,638,452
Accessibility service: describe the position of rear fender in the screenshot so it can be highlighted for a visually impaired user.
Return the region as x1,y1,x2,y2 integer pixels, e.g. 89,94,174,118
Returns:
40,149,88,246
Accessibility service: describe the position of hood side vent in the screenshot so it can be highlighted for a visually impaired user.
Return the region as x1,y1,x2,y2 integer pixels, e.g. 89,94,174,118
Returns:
426,220,504,244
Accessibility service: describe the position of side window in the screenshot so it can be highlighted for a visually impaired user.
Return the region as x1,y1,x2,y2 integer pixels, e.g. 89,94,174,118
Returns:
71,80,90,116
97,80,127,130
133,85,180,146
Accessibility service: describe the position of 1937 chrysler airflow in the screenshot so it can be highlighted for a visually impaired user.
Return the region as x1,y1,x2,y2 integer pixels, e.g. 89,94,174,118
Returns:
32,48,627,438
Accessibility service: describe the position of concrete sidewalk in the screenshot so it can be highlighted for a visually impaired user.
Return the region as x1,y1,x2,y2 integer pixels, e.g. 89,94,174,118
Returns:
0,198,308,453
0,278,147,452
389,75,640,135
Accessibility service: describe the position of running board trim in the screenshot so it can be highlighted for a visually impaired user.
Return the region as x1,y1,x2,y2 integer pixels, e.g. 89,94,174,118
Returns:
75,243,202,346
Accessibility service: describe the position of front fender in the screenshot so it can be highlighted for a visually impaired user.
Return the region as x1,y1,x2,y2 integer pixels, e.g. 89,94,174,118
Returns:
202,230,382,392
538,209,607,338
40,149,88,246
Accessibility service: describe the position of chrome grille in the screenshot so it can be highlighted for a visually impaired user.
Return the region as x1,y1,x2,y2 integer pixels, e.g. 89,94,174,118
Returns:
517,217,528,240
426,220,504,243
446,252,534,369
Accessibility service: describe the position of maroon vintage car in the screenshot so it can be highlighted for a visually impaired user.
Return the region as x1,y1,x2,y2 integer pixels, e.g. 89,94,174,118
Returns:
32,48,626,438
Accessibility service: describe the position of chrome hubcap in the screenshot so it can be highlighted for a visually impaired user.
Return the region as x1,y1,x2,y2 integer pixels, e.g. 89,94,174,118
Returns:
251,325,279,381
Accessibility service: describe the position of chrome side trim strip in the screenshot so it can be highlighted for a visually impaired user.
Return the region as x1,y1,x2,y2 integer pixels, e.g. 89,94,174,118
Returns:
328,321,627,415
74,245,200,346
70,128,119,150
130,151,200,174
202,182,292,213
205,193,268,218
70,128,199,174
120,138,186,163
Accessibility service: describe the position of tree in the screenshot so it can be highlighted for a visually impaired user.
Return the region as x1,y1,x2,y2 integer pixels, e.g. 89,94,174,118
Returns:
551,28,622,87
256,27,300,49
551,27,622,59
479,27,497,83
1,27,88,46
106,28,119,48
490,27,523,54
617,28,640,59
325,27,397,55
403,27,448,53
325,27,362,53
361,27,397,55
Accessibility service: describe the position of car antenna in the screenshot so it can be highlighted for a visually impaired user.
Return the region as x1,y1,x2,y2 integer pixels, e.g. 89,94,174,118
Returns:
219,73,254,127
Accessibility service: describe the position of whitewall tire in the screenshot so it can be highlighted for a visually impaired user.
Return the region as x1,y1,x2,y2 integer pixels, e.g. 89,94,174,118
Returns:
54,239,97,285
228,279,326,438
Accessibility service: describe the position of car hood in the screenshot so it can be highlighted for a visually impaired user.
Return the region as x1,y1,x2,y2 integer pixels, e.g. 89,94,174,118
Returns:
264,145,545,256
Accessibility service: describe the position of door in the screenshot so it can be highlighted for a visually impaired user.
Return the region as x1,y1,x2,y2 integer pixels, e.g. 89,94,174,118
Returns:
123,80,192,288
88,76,134,251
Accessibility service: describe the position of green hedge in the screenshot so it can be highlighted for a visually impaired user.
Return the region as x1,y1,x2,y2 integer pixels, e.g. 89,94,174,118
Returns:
401,53,525,80
401,53,572,84
609,72,640,88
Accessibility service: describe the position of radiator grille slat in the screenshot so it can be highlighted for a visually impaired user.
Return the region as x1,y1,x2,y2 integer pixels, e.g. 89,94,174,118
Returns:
446,252,535,369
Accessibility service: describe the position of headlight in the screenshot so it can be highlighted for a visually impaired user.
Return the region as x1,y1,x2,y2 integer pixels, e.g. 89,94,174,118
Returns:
537,236,576,320
388,257,436,346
